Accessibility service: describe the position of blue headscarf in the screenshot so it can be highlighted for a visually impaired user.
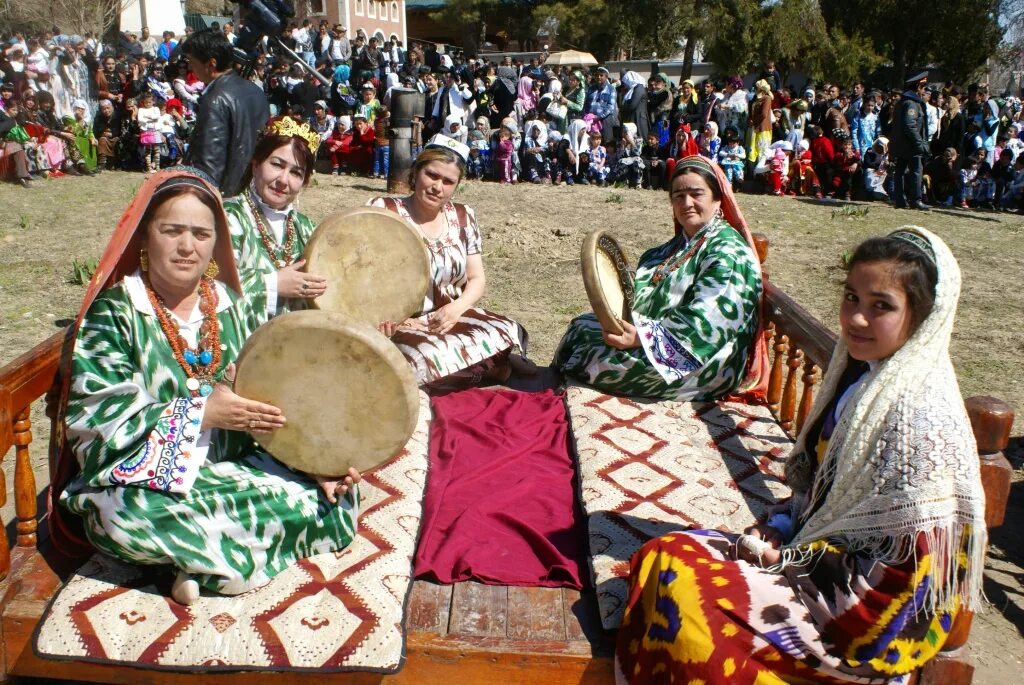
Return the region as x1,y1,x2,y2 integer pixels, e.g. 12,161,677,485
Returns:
332,64,350,83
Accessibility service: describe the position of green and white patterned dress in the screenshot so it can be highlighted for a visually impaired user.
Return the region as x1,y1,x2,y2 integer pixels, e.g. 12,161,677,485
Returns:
554,217,761,400
60,272,359,595
224,189,318,324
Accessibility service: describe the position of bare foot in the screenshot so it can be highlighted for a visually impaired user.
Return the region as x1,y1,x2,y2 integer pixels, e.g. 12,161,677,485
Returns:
172,571,200,605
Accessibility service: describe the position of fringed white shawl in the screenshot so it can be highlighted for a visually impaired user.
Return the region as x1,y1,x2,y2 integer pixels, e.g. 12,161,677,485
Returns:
778,226,987,615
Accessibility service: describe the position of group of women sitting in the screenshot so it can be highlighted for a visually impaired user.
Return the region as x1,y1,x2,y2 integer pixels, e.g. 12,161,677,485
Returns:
49,113,986,683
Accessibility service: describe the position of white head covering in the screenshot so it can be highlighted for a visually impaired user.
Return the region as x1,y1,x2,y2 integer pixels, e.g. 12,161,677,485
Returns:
337,115,352,130
525,118,547,146
621,70,644,100
548,79,562,95
425,132,470,163
780,226,987,615
567,118,589,173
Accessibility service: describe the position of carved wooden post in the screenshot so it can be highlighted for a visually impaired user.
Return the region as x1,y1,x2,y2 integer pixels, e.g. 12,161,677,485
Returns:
964,396,1013,529
767,334,787,418
780,348,803,435
796,359,819,435
14,406,37,548
752,232,769,280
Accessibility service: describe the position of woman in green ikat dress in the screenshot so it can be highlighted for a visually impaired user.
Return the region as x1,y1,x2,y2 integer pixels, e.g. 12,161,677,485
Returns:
223,116,328,324
50,169,361,607
554,155,769,401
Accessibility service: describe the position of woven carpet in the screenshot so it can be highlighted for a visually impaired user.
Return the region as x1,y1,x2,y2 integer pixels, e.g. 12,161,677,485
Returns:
565,384,794,629
34,393,432,673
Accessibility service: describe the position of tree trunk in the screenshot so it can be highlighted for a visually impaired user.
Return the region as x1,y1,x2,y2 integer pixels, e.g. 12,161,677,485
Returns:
893,36,907,88
682,27,697,79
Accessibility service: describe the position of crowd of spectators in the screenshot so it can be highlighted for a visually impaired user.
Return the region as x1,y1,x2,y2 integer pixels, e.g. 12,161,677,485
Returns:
1,20,1023,212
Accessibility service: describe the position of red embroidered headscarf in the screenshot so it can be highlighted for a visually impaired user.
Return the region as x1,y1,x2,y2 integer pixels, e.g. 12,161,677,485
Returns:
669,155,769,402
48,169,241,557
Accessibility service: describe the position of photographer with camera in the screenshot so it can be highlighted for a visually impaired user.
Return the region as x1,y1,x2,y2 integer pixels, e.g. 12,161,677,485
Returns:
181,30,269,196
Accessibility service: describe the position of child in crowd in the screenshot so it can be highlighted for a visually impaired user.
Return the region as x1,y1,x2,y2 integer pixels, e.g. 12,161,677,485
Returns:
789,138,823,198
862,136,890,201
583,130,609,186
159,99,188,165
717,130,746,191
1004,124,1023,161
991,148,1015,205
973,163,996,209
766,140,792,196
135,92,162,173
357,83,381,124
1000,155,1024,210
553,132,577,186
809,125,835,191
372,106,390,179
641,131,666,190
326,116,350,175
958,156,980,208
613,122,644,189
545,131,564,184
494,122,517,183
830,136,861,200
467,127,487,179
522,122,548,183
697,121,720,161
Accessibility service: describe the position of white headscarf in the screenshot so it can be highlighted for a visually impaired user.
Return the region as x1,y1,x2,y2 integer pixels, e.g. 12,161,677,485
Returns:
779,226,986,615
524,118,547,146
567,118,590,173
621,71,644,101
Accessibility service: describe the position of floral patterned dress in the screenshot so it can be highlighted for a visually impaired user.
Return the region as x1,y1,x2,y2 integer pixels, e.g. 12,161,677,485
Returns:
554,217,761,400
224,189,318,324
368,196,527,387
60,273,359,594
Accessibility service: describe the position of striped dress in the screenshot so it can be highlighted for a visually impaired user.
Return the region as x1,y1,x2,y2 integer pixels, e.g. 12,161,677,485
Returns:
60,273,359,595
368,196,527,387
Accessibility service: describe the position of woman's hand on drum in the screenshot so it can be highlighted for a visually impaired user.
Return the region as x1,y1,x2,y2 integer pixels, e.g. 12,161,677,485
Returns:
315,467,362,505
378,317,430,337
603,320,641,350
427,302,464,336
277,259,327,299
200,363,287,434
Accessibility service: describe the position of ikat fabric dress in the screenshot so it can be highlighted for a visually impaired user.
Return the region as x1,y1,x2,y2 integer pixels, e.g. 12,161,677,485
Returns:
554,217,761,400
60,273,359,595
368,196,527,386
614,373,960,684
224,191,318,324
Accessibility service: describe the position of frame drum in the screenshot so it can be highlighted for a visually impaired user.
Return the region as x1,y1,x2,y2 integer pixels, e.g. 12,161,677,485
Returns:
234,310,420,476
304,207,431,326
580,229,635,335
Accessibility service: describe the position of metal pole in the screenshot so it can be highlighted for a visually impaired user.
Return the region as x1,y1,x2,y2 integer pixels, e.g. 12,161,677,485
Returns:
388,88,424,194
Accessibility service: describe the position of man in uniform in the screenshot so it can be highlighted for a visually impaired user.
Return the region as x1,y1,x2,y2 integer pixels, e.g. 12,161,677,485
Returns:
889,70,931,210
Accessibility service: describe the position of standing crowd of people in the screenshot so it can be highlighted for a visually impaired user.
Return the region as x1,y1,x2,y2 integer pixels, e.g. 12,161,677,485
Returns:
1,22,1023,212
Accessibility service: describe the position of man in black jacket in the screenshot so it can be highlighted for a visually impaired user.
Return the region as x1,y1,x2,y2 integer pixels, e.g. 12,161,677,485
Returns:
182,31,269,197
889,70,931,210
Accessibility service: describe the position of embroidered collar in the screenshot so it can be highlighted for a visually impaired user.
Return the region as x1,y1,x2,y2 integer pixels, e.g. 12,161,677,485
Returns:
125,270,232,323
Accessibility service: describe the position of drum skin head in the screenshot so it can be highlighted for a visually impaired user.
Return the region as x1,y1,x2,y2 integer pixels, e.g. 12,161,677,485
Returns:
305,206,431,326
234,310,420,476
581,229,634,335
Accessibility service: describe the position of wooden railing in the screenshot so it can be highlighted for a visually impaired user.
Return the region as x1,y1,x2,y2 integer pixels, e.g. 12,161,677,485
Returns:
0,331,62,580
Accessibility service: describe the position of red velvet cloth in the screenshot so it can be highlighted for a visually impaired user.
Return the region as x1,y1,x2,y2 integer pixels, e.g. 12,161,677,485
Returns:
413,388,586,588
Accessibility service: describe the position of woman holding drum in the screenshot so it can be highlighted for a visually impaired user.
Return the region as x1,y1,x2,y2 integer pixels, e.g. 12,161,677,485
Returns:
224,116,329,324
50,169,360,606
370,134,531,388
555,155,766,400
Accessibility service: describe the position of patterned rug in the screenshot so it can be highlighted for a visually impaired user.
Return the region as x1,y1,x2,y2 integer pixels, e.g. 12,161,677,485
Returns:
34,393,432,673
565,384,794,629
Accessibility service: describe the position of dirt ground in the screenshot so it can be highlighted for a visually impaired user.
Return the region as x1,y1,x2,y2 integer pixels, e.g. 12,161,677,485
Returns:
1,172,1022,682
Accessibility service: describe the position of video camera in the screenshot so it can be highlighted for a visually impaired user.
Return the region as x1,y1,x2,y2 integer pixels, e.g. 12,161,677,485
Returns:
231,0,295,60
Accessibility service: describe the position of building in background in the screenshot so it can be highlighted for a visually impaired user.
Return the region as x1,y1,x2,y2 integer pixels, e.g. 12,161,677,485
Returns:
296,1,407,45
120,0,187,36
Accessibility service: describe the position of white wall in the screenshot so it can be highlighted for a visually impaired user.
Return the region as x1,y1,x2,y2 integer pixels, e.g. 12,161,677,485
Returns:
120,0,186,36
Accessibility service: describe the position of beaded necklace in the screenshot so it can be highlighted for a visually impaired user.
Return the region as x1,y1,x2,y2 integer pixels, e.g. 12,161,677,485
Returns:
650,218,717,285
246,189,296,269
144,274,222,398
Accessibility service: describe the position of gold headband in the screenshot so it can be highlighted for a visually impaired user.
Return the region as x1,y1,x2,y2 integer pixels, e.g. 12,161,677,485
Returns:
268,116,322,153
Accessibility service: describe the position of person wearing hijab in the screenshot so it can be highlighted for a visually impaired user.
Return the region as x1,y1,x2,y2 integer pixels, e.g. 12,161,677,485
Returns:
748,78,774,170
442,112,467,144
50,170,361,606
618,70,649,141
614,227,985,685
649,73,674,144
489,66,517,128
555,155,767,401
513,74,537,129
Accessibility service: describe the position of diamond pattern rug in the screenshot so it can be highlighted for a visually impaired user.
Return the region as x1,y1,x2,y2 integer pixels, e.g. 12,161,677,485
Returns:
34,393,432,673
565,384,794,629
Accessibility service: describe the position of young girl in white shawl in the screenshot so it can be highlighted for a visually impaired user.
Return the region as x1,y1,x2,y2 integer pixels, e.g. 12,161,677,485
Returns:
615,226,987,685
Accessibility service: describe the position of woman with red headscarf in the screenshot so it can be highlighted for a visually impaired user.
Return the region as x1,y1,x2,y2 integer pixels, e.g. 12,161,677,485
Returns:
554,155,767,401
50,169,360,606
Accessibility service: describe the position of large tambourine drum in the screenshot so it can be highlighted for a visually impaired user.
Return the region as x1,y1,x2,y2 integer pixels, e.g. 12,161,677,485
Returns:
304,206,431,326
581,229,635,335
234,310,420,476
